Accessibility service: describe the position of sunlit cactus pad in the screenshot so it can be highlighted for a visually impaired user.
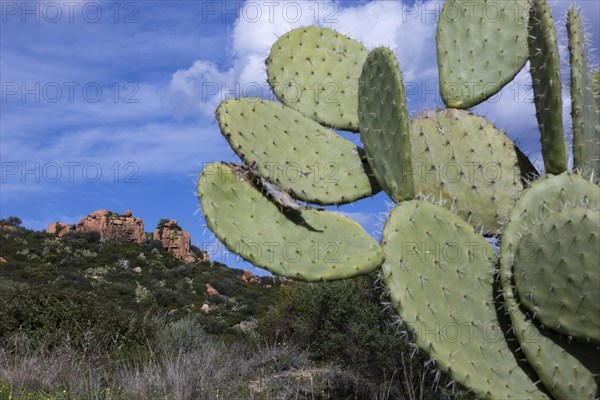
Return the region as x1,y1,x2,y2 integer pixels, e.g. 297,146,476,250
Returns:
358,47,414,202
381,201,549,399
266,26,368,131
197,162,384,281
436,0,530,108
216,98,379,205
408,109,528,235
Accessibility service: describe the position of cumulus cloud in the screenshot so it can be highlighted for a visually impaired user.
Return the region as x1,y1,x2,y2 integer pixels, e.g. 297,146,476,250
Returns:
168,0,439,117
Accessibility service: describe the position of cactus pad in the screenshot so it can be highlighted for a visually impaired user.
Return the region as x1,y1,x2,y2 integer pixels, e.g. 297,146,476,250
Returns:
358,47,414,202
514,207,600,343
436,0,530,108
528,0,568,174
197,162,384,281
216,98,379,205
408,109,530,235
382,201,549,399
500,172,600,399
266,26,368,131
568,8,599,180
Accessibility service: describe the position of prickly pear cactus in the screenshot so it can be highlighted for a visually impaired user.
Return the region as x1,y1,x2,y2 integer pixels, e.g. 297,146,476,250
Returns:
198,162,384,281
568,8,600,180
500,173,600,399
514,207,600,343
266,26,368,131
528,0,568,174
408,109,532,235
196,3,600,398
216,98,379,205
358,47,414,202
436,0,530,108
381,201,549,399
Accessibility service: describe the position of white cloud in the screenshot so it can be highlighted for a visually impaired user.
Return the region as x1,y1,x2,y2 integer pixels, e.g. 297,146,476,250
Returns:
168,0,438,117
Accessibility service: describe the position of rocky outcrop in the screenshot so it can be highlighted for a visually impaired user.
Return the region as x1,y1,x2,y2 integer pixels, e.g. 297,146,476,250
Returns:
153,219,209,263
47,222,75,237
47,210,144,243
240,270,261,284
206,283,220,296
79,210,145,243
48,211,209,263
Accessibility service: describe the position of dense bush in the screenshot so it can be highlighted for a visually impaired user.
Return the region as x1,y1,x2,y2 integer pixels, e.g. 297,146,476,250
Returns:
259,274,440,388
60,230,101,249
0,216,22,227
0,286,152,355
141,239,164,253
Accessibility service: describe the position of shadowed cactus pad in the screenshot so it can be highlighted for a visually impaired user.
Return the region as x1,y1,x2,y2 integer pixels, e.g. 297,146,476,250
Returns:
528,0,568,174
514,207,600,343
382,201,549,400
408,109,530,235
266,26,368,131
198,163,384,281
436,0,530,108
216,98,379,205
500,172,600,399
358,47,414,202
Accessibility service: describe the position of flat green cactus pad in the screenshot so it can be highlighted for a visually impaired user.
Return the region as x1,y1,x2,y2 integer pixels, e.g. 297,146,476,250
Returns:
197,163,384,281
568,8,599,180
528,0,568,174
382,201,549,400
408,109,530,235
500,172,600,399
514,207,600,343
266,26,368,131
216,98,379,205
436,0,530,108
358,47,414,202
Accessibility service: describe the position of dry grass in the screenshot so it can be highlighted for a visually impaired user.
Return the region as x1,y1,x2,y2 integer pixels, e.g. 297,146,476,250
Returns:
0,318,470,400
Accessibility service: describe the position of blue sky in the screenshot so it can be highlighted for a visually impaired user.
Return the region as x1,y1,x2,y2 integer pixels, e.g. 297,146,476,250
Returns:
1,0,599,274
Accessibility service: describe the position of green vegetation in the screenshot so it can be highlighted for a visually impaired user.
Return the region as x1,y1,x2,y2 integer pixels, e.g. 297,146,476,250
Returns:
0,223,473,399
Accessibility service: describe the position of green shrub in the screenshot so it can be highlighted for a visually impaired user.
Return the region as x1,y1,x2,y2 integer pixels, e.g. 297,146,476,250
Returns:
0,216,22,227
0,286,151,355
142,239,164,253
60,231,101,249
259,274,429,384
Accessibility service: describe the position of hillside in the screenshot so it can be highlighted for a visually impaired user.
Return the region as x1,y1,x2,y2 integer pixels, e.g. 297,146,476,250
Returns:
0,220,281,337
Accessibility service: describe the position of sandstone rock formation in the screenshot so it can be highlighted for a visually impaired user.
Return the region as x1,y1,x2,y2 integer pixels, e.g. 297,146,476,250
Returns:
240,270,261,284
48,211,209,263
48,210,144,243
153,219,209,263
47,222,75,237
